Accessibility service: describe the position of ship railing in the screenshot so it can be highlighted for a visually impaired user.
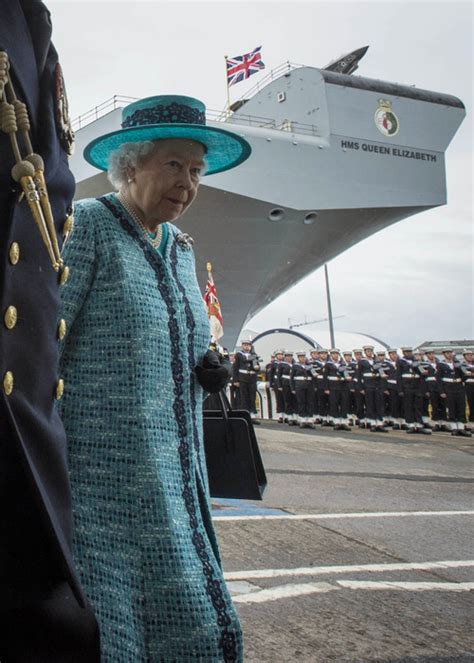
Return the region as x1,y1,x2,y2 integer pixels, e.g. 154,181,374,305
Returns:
217,60,307,119
207,109,322,137
72,95,137,131
72,90,321,138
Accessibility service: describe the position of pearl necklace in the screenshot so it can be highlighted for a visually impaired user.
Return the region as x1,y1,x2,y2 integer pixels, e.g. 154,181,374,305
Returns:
118,192,163,249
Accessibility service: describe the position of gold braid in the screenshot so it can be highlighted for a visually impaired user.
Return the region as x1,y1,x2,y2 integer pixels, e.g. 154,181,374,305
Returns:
0,51,62,271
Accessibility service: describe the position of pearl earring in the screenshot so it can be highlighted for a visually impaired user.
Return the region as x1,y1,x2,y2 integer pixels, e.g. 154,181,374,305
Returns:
127,177,133,184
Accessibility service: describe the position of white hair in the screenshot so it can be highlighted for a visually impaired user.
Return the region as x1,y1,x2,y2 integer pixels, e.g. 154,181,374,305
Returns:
107,141,158,190
107,139,208,189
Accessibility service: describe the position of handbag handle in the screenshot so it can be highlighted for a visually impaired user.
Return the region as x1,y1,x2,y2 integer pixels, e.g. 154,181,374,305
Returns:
217,390,236,453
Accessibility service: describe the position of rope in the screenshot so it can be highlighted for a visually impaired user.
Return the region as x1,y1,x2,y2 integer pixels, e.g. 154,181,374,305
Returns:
0,51,62,271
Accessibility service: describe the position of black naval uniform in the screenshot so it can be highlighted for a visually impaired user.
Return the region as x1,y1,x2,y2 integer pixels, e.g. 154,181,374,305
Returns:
383,358,402,426
396,356,424,430
420,359,446,427
341,359,357,420
358,357,385,427
437,358,469,433
233,349,260,414
460,358,474,426
269,357,285,419
290,361,314,422
308,356,323,421
316,360,330,423
0,1,100,660
352,361,366,424
323,359,350,426
276,359,296,421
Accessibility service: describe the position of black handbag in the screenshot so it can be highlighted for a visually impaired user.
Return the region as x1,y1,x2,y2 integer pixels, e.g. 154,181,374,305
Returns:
203,392,267,500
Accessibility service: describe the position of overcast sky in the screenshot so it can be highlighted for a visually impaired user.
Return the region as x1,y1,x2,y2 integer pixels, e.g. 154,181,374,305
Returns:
49,1,472,348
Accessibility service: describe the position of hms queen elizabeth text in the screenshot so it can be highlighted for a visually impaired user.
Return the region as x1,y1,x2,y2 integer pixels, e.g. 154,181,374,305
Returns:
340,140,437,162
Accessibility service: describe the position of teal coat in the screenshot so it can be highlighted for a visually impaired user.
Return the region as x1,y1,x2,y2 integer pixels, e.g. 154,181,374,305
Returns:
58,193,242,662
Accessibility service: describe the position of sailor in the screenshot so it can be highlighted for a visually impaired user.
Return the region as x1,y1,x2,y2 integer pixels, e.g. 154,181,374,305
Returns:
308,348,322,423
290,351,314,428
437,349,471,437
358,345,387,432
374,349,391,428
232,339,261,420
269,349,285,422
352,348,366,426
385,348,403,429
317,349,331,426
0,2,100,659
341,351,356,424
323,349,351,431
460,349,474,432
414,350,436,430
397,347,431,434
422,349,446,431
277,350,297,425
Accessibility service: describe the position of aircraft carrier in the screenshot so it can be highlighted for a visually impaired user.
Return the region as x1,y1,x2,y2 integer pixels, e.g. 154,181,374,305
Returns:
70,55,465,347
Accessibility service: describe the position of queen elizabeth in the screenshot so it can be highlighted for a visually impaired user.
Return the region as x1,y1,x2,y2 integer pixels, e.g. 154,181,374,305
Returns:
57,96,251,662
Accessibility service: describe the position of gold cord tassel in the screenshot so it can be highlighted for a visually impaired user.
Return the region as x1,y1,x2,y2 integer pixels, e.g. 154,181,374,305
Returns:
11,162,60,271
0,52,62,270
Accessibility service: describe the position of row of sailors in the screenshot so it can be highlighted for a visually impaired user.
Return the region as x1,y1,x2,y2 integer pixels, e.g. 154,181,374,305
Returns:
265,345,474,437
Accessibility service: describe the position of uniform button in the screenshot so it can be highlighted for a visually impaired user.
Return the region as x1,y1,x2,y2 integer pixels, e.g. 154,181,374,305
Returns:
59,265,70,285
55,378,65,400
9,242,20,265
4,306,18,330
58,318,67,340
3,371,14,396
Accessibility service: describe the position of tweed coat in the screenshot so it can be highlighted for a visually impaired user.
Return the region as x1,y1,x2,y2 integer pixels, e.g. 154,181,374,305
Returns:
58,193,243,662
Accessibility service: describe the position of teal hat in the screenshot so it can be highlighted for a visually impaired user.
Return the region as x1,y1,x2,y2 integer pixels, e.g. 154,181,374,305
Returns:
84,95,251,175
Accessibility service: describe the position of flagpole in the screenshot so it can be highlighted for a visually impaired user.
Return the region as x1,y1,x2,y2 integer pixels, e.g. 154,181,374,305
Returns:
224,55,231,118
207,261,212,274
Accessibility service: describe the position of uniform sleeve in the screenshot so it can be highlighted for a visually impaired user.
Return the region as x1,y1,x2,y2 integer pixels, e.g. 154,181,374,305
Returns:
59,203,97,341
233,352,240,381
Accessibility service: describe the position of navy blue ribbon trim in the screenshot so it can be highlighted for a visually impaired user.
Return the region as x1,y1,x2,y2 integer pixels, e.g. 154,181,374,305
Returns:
122,102,205,129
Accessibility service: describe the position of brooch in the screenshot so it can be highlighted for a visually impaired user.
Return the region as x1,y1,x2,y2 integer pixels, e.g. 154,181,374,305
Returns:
175,233,194,250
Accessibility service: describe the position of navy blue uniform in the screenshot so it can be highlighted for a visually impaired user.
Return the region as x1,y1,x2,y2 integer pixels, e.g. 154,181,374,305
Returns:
0,1,99,659
397,356,426,430
276,360,297,421
269,358,285,418
358,357,385,426
437,359,470,433
460,359,474,425
290,361,314,422
233,350,260,414
323,359,350,425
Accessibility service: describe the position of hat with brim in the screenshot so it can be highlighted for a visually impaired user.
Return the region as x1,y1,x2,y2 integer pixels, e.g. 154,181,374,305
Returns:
84,95,251,176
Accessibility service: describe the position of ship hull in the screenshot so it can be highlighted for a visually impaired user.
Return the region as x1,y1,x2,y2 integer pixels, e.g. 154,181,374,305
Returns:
71,66,465,346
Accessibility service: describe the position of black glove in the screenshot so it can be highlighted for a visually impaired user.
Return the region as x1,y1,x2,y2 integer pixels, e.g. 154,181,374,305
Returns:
194,350,232,393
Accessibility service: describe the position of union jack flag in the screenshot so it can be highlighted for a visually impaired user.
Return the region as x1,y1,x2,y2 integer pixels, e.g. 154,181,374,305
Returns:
226,46,265,87
204,265,224,340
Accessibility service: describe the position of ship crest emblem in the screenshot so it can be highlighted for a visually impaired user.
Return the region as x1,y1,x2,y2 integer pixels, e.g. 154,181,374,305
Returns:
374,99,399,137
54,63,75,156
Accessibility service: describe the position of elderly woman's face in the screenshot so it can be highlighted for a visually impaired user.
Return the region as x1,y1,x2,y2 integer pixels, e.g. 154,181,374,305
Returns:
129,139,206,223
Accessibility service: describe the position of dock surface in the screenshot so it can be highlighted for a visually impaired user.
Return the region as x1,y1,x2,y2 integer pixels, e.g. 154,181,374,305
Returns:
212,423,474,662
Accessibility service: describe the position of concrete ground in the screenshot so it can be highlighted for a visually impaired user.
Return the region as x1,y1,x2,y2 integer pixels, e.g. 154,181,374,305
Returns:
211,423,474,662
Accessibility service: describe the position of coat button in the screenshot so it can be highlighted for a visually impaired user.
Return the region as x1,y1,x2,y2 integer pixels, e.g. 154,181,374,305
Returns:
9,242,20,265
58,319,67,340
4,306,18,330
59,265,70,285
3,371,14,396
55,378,65,400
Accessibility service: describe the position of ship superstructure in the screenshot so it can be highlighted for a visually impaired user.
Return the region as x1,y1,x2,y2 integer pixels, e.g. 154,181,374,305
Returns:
71,62,465,347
